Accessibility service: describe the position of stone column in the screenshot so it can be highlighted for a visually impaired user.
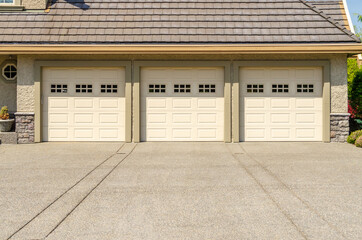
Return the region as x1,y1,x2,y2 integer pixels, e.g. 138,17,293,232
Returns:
330,113,350,143
15,112,34,144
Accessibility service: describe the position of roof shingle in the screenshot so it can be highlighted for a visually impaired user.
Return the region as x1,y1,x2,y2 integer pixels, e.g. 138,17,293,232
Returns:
0,0,360,44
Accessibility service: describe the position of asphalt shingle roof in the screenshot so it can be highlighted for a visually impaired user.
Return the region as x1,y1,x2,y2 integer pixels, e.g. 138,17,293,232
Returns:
0,0,360,44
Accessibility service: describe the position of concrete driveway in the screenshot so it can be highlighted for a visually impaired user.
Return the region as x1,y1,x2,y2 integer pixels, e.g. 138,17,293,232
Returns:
0,142,361,240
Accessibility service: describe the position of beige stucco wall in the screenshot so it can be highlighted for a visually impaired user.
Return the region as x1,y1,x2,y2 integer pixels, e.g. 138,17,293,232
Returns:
0,56,17,113
22,0,47,10
16,53,348,113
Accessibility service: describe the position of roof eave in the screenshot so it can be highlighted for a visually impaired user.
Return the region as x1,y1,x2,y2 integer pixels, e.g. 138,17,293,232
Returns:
0,44,361,55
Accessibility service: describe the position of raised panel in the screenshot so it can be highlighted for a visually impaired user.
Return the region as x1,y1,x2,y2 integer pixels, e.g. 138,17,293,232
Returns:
100,114,119,124
49,128,68,138
197,113,217,124
270,99,290,109
99,99,119,109
74,99,94,108
245,98,265,109
99,128,119,139
295,99,315,109
197,128,217,138
74,114,93,124
197,98,217,108
296,128,316,138
271,114,290,124
148,98,167,108
49,98,69,108
271,128,290,139
246,129,265,139
147,129,167,139
49,113,68,124
74,129,93,138
173,98,192,108
296,113,315,124
245,114,265,124
172,128,192,138
173,113,192,124
148,114,167,124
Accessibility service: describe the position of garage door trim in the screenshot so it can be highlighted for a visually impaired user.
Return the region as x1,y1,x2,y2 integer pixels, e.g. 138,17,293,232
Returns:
232,61,330,143
34,61,132,143
134,61,231,143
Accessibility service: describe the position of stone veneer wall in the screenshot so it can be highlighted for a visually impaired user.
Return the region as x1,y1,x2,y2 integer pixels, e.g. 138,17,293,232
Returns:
330,113,350,143
15,112,34,144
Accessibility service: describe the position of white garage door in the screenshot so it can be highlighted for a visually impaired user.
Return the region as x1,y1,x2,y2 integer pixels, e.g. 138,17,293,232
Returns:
42,68,126,142
240,67,323,141
141,67,224,141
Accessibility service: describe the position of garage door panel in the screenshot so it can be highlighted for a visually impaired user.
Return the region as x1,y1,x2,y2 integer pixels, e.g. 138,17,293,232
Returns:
147,98,167,109
270,99,291,109
241,67,323,142
270,128,291,139
245,98,266,109
99,113,120,124
172,98,192,108
172,113,192,124
197,128,217,139
43,68,126,142
99,99,119,109
49,98,69,109
142,67,224,142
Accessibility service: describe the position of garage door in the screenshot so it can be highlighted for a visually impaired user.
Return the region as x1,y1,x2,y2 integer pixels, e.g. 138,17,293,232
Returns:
42,68,126,141
141,67,224,141
240,67,323,141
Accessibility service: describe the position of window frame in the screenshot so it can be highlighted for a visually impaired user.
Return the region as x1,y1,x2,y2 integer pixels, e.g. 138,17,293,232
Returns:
0,60,17,83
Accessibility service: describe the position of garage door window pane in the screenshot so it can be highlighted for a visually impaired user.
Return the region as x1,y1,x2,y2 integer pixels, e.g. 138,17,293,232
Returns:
272,84,288,93
76,84,92,93
51,84,68,93
199,84,216,93
297,84,314,93
101,84,118,93
246,84,263,93
174,84,191,93
149,84,166,93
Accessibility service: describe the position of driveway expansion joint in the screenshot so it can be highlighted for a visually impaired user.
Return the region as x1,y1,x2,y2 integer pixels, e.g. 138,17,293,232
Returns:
7,143,137,240
236,144,347,240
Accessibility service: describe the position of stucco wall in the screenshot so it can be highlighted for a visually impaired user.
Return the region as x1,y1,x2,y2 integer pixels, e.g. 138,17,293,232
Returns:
0,56,17,113
16,54,348,113
22,0,47,10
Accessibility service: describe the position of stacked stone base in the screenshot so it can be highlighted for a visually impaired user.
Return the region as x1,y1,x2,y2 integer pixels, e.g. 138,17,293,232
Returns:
330,113,350,143
15,112,35,144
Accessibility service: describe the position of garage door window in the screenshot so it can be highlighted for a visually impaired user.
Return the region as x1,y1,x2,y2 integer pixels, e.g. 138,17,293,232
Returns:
101,84,118,93
199,84,216,93
272,84,289,93
149,84,166,93
247,84,263,93
297,84,314,93
76,84,92,93
51,84,68,93
174,84,191,93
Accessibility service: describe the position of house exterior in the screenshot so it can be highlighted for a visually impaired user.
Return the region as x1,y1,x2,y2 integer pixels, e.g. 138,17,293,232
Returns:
0,0,361,144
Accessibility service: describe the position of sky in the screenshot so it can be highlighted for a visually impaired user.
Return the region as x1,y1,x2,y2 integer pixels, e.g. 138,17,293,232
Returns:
346,0,362,31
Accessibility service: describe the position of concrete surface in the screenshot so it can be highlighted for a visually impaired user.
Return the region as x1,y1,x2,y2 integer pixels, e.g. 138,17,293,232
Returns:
0,142,361,240
0,132,17,144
